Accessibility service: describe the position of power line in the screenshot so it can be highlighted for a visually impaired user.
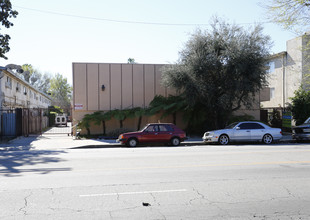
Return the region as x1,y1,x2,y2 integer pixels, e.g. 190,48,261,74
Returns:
14,5,272,27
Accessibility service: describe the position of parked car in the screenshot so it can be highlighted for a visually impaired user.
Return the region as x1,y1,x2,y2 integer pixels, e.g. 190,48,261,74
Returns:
117,123,187,147
292,117,310,141
202,121,282,145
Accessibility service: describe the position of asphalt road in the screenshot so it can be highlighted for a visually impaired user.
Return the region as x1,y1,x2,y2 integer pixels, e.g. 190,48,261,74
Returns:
0,143,310,219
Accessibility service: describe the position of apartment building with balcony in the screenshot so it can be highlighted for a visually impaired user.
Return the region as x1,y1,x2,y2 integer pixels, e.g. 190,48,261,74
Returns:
0,66,52,110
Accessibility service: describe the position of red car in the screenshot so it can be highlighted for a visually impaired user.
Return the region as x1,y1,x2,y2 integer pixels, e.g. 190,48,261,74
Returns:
117,123,187,147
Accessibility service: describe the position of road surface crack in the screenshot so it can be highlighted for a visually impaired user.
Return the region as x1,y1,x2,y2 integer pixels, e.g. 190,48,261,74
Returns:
19,192,32,215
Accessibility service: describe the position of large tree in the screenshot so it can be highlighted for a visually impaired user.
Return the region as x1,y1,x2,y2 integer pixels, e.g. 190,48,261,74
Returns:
0,0,18,59
263,0,310,33
48,73,72,110
161,17,272,129
21,64,51,94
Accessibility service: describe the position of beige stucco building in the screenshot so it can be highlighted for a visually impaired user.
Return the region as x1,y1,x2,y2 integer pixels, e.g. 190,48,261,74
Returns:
0,66,52,109
72,63,182,134
72,63,267,135
261,34,310,109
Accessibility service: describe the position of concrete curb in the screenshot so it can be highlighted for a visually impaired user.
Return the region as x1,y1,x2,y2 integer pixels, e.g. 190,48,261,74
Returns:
0,134,296,151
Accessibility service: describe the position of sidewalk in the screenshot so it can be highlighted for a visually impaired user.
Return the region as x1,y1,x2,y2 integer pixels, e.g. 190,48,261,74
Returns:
0,133,294,151
0,135,119,151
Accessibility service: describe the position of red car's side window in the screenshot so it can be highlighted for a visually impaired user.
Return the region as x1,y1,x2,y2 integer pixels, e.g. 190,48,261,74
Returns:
145,125,159,132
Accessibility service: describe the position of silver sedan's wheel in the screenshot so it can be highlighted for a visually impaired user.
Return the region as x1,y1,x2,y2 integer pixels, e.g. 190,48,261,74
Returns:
127,138,138,147
171,137,180,146
218,134,229,145
262,134,273,144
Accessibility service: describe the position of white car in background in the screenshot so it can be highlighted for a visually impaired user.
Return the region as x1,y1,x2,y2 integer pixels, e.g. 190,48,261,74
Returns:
202,121,282,145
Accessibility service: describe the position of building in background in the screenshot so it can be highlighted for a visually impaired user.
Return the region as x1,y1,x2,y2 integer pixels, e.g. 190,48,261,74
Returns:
261,34,310,128
0,65,53,137
262,33,310,109
0,65,52,109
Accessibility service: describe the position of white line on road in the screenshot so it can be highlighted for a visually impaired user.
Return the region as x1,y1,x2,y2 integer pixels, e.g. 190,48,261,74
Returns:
79,189,187,197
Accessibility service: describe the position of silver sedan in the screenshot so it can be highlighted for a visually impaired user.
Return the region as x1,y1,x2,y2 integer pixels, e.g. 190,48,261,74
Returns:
202,121,282,145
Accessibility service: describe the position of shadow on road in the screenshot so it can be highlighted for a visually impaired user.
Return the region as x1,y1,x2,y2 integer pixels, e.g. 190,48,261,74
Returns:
0,150,70,177
0,136,70,177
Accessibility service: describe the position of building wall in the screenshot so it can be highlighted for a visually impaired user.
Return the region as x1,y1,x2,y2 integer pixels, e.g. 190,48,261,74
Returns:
261,34,310,109
1,69,52,109
73,63,171,111
73,62,265,134
72,63,181,134
261,53,286,108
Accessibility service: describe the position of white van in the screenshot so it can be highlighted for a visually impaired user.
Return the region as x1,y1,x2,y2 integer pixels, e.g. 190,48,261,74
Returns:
55,115,67,127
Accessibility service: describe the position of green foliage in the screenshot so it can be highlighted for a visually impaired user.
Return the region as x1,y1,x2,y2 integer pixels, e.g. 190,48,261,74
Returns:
291,87,310,125
48,73,72,110
48,112,57,127
19,64,52,94
106,128,133,138
0,0,18,59
263,0,310,33
78,114,92,135
48,105,63,114
269,109,282,127
227,114,255,124
161,17,271,129
148,95,188,125
127,58,136,64
47,106,63,127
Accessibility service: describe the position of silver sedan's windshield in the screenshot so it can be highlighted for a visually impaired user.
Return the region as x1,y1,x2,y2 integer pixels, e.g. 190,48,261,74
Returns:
225,122,239,129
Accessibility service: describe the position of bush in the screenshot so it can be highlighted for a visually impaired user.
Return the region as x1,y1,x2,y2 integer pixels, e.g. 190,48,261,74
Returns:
48,112,57,126
269,109,282,128
227,114,255,124
291,88,310,125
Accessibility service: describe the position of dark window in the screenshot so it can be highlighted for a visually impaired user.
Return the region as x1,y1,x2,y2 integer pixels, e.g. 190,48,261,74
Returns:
159,125,173,132
249,123,264,129
239,122,264,129
145,125,159,132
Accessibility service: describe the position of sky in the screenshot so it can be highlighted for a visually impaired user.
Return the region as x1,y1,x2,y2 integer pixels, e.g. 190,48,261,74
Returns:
2,0,296,85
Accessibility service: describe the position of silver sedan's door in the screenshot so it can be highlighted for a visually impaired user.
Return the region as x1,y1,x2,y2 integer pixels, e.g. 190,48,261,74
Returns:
232,123,251,141
246,122,266,141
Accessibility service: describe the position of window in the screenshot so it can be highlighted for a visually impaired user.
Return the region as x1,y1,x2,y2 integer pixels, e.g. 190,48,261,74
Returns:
270,88,275,99
5,77,12,89
16,83,21,92
23,86,27,95
267,61,275,73
159,125,173,132
145,125,160,132
239,122,264,129
239,123,251,130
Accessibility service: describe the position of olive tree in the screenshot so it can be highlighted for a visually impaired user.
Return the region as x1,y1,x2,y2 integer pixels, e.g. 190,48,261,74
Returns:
161,17,272,130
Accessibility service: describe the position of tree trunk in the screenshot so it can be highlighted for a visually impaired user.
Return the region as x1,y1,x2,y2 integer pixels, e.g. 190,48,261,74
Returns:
173,113,177,125
137,116,142,130
102,120,106,135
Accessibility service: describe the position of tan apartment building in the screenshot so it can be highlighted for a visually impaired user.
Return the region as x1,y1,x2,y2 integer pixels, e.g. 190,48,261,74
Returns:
261,33,310,109
0,65,53,136
72,63,267,135
0,66,52,109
